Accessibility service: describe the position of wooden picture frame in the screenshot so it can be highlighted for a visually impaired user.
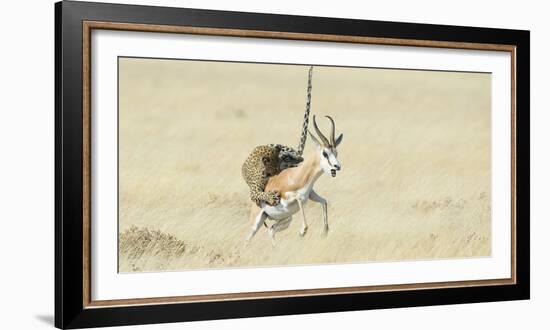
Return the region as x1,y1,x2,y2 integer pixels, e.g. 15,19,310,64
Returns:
55,1,530,328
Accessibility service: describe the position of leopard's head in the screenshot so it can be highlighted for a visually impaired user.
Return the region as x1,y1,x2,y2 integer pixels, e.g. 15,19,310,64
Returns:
261,146,283,176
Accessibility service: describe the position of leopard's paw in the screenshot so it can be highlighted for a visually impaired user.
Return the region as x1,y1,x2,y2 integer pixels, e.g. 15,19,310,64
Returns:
266,191,281,206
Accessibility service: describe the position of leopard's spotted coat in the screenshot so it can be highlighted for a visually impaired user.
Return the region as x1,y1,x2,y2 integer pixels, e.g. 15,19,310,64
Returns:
241,144,303,206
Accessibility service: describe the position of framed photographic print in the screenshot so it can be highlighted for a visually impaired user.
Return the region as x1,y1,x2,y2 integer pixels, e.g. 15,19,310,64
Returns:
55,1,530,328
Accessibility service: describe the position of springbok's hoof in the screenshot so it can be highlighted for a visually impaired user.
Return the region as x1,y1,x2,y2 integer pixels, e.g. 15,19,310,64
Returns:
299,227,308,237
269,231,276,247
321,226,329,237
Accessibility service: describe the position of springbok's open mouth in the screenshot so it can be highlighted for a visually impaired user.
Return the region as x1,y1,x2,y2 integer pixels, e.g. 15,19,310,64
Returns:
331,169,337,177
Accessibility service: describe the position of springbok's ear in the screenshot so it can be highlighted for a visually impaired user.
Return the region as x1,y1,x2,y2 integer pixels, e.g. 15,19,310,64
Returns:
334,133,343,147
308,130,322,149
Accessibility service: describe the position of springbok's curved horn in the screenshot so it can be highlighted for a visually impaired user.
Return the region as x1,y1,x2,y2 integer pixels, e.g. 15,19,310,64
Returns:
312,115,330,147
308,129,322,147
325,115,336,147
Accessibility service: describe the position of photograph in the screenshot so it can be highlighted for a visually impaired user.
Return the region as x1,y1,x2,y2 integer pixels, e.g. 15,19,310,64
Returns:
117,58,492,273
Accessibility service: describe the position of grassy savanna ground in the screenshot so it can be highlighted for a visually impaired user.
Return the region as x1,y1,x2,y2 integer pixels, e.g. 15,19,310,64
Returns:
118,58,491,272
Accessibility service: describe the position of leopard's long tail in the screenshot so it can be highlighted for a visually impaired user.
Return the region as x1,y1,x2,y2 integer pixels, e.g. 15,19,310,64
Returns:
296,66,313,156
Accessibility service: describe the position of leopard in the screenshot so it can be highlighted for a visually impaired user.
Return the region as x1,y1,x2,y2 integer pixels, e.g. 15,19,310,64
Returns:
242,144,303,206
241,66,314,207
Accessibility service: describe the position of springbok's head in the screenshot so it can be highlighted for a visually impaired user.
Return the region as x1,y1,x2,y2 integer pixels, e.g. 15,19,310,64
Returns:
309,115,343,178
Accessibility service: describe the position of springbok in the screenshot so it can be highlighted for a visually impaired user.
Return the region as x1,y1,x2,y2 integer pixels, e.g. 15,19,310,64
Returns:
246,115,343,244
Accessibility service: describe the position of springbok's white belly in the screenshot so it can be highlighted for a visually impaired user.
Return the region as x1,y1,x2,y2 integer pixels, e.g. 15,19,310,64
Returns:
261,187,311,221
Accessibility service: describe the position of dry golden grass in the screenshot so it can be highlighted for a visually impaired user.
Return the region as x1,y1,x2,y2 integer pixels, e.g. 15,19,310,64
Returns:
118,58,491,272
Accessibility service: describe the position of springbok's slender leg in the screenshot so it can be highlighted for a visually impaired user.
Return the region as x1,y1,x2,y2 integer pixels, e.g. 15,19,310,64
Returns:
246,210,268,242
297,199,308,237
309,190,328,235
268,216,292,246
